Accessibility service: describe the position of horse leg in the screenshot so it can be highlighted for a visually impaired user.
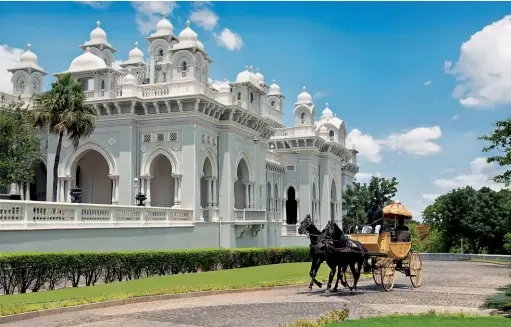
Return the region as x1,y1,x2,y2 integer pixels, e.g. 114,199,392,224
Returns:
308,259,323,290
352,258,364,292
325,265,336,294
332,263,343,292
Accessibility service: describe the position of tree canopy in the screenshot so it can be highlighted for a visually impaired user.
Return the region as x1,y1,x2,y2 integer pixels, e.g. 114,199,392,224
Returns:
479,117,511,186
423,186,511,254
342,176,398,228
0,100,41,188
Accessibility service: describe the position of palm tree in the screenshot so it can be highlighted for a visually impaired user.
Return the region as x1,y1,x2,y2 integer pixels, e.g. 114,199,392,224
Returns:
32,73,97,202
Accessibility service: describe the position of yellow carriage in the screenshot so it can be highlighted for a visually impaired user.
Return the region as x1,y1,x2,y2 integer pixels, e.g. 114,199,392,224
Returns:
347,202,423,291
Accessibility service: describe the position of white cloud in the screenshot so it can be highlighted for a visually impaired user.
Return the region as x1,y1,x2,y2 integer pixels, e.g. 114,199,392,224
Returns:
445,15,511,109
213,28,244,51
424,80,432,86
132,1,178,35
190,7,218,31
0,44,23,94
355,172,381,183
348,129,382,163
433,157,503,191
78,1,111,9
313,90,329,100
380,126,442,157
451,114,460,121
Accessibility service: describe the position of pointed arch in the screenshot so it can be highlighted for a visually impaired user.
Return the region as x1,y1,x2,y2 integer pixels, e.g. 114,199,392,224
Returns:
61,141,117,177
141,147,180,176
235,151,252,181
203,151,217,178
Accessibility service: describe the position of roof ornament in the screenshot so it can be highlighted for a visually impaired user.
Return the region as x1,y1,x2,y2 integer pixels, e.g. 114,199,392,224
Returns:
256,67,260,72
96,20,101,27
27,42,31,50
273,79,276,83
249,65,253,72
186,20,191,27
161,12,167,18
303,86,307,92
224,78,228,82
244,65,248,71
134,41,139,48
325,102,329,107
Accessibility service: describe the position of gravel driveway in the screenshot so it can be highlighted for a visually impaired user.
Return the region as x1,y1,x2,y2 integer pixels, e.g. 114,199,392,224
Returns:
3,261,509,327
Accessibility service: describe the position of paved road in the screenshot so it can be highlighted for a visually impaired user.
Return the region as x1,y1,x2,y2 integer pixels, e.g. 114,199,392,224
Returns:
3,261,509,327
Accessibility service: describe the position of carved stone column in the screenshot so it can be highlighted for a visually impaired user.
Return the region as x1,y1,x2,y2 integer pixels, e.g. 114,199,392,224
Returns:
212,177,218,207
172,173,182,207
243,180,249,209
109,175,120,205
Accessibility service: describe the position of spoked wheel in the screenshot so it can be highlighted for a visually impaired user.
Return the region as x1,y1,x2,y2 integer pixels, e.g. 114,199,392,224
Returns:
344,263,356,290
409,251,423,288
372,260,382,285
381,261,396,292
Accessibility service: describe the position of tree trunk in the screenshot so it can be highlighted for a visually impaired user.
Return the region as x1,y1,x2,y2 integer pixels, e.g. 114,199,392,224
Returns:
52,132,64,202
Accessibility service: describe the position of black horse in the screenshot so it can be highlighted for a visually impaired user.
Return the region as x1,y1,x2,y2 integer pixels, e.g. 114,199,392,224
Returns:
298,214,325,290
316,221,368,293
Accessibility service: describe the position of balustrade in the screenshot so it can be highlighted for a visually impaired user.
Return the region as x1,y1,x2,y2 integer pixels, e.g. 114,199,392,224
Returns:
233,209,266,222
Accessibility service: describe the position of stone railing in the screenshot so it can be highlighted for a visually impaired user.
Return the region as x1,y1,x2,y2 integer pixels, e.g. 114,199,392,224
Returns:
263,105,283,123
273,126,316,138
281,223,306,236
0,200,193,229
266,150,281,164
233,209,266,222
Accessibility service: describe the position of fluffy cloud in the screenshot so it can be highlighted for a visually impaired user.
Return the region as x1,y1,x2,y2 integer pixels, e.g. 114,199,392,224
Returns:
313,90,329,100
348,129,382,163
132,1,178,35
433,157,503,191
445,15,511,108
213,28,244,51
190,7,218,30
79,1,111,9
355,172,381,183
0,44,23,93
424,80,432,86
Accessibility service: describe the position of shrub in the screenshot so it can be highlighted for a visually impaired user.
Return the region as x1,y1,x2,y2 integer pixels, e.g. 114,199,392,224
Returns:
279,305,349,327
0,247,310,295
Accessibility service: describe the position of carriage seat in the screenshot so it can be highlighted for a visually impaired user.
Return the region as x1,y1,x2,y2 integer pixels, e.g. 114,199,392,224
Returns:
392,230,411,242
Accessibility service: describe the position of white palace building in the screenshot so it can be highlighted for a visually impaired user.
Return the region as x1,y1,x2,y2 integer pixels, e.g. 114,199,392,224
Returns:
0,15,359,252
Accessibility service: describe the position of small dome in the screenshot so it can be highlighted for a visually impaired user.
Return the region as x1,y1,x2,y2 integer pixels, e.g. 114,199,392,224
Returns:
90,21,107,43
128,41,144,61
255,68,264,84
319,126,328,133
236,65,251,83
20,43,38,66
296,86,312,103
123,69,136,84
269,80,281,95
321,102,334,119
197,40,205,51
155,12,173,35
179,20,198,42
218,78,231,92
68,47,107,72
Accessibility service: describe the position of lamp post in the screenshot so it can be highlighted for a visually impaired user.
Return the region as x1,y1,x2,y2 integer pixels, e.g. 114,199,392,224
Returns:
133,177,146,206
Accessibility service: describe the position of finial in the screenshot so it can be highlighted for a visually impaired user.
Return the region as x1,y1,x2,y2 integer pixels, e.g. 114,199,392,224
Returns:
96,20,101,27
326,102,329,107
27,42,32,50
85,47,91,53
244,65,248,70
273,79,276,83
256,67,260,72
186,20,191,27
161,12,167,18
249,65,253,72
302,86,307,92
134,41,139,48
224,78,227,82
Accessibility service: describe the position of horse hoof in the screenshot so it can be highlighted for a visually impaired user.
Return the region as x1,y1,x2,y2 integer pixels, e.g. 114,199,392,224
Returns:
317,282,323,288
307,287,312,292
332,289,338,293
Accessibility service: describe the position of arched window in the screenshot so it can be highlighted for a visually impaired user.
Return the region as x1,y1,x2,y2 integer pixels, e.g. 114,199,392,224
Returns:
182,61,187,71
237,92,241,101
159,49,164,56
271,101,275,107
100,80,105,89
329,130,335,141
300,112,305,124
250,92,254,103
32,81,39,93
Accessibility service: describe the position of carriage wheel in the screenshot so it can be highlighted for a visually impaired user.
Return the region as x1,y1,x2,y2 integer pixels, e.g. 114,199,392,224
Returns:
409,251,423,288
381,262,395,292
344,262,356,290
372,261,382,285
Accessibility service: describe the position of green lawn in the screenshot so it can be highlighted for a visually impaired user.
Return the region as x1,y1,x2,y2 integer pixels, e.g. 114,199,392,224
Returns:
325,315,510,327
0,262,332,308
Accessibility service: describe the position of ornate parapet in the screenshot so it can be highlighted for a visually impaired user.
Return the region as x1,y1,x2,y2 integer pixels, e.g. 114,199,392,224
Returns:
342,162,359,174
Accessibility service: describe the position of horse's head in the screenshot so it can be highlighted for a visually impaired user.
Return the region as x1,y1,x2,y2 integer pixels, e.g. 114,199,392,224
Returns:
298,214,313,235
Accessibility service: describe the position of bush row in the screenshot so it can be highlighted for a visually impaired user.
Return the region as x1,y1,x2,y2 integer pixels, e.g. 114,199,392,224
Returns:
0,247,310,295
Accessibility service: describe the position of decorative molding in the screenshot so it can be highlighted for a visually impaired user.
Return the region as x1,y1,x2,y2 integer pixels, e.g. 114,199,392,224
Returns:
62,141,70,148
108,138,116,146
140,145,147,153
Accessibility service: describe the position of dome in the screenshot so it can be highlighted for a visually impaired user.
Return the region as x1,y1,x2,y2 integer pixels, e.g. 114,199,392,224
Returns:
90,21,107,43
124,69,136,84
319,126,328,133
269,80,281,95
218,78,231,92
179,20,198,42
20,43,38,66
296,86,312,104
68,47,107,72
155,12,173,35
197,40,205,51
255,68,264,84
321,102,334,119
236,65,251,83
128,41,144,61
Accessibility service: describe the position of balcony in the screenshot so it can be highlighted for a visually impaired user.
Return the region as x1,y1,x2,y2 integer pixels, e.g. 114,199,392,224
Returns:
0,200,194,230
272,126,316,139
233,209,266,223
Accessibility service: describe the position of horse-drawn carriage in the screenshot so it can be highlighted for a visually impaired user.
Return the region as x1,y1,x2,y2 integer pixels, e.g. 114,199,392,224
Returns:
346,202,423,291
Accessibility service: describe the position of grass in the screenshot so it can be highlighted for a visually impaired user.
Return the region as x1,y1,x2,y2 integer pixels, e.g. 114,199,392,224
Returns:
471,259,510,266
0,262,368,316
324,314,510,327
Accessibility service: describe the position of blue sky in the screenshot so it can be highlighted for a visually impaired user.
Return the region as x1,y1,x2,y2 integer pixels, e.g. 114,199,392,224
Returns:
0,1,510,218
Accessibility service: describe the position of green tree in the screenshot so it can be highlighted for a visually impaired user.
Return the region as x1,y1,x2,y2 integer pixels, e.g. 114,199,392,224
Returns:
0,100,41,188
342,176,398,228
479,117,511,186
31,73,97,202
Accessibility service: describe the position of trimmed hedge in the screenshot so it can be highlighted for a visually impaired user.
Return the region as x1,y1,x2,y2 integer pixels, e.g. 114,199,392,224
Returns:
0,247,310,295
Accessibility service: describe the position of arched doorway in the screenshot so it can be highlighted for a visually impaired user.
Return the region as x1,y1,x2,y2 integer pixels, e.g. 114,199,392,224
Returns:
30,160,47,201
286,186,298,225
200,157,213,208
330,180,337,222
150,154,175,207
75,150,111,204
234,158,250,209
